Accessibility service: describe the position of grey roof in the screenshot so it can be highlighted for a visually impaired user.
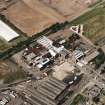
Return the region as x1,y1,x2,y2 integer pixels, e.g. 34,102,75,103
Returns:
49,77,66,89
26,87,56,105
42,82,61,94
26,77,67,105
31,91,55,105
37,86,56,99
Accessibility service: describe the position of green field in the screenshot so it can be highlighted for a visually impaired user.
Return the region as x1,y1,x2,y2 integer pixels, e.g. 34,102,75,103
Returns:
69,2,105,44
0,35,27,53
0,14,27,53
0,39,10,51
84,7,105,43
70,94,86,105
3,70,27,84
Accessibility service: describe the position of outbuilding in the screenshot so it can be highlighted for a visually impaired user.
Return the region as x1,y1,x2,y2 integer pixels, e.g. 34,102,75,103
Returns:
0,20,19,42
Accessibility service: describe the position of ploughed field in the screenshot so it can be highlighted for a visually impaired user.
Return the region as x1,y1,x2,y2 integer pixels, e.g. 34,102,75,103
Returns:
0,0,99,52
2,0,97,37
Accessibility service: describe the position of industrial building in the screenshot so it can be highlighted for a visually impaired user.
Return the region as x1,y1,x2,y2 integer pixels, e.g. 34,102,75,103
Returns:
37,36,63,55
22,45,53,69
84,51,99,63
23,36,69,70
73,50,84,60
37,36,69,57
0,20,19,42
24,77,68,105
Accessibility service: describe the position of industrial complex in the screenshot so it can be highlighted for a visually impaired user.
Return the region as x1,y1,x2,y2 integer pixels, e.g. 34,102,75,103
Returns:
0,0,105,105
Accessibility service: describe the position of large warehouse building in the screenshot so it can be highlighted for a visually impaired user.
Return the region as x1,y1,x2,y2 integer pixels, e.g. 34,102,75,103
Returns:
24,77,68,105
0,20,19,42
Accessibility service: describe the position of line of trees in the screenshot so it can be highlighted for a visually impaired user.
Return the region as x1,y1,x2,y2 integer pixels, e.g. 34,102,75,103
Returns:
0,13,69,60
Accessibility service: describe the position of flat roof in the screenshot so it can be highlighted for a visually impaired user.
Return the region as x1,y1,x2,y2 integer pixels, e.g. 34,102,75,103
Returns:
0,20,19,42
84,51,99,63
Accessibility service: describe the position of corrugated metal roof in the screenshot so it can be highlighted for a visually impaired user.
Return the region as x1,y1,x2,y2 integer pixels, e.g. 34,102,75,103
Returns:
49,77,66,88
26,77,67,105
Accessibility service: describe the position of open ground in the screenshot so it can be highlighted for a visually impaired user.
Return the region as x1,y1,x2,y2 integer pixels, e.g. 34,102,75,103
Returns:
2,0,97,37
68,1,105,44
0,0,101,54
40,0,97,20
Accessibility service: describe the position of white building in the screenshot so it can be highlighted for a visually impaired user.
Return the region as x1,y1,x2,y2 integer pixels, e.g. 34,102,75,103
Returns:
37,36,65,57
0,20,19,42
37,36,53,49
73,50,84,60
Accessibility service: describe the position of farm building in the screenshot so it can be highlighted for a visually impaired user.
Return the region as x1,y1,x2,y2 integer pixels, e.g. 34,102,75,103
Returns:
0,20,19,42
